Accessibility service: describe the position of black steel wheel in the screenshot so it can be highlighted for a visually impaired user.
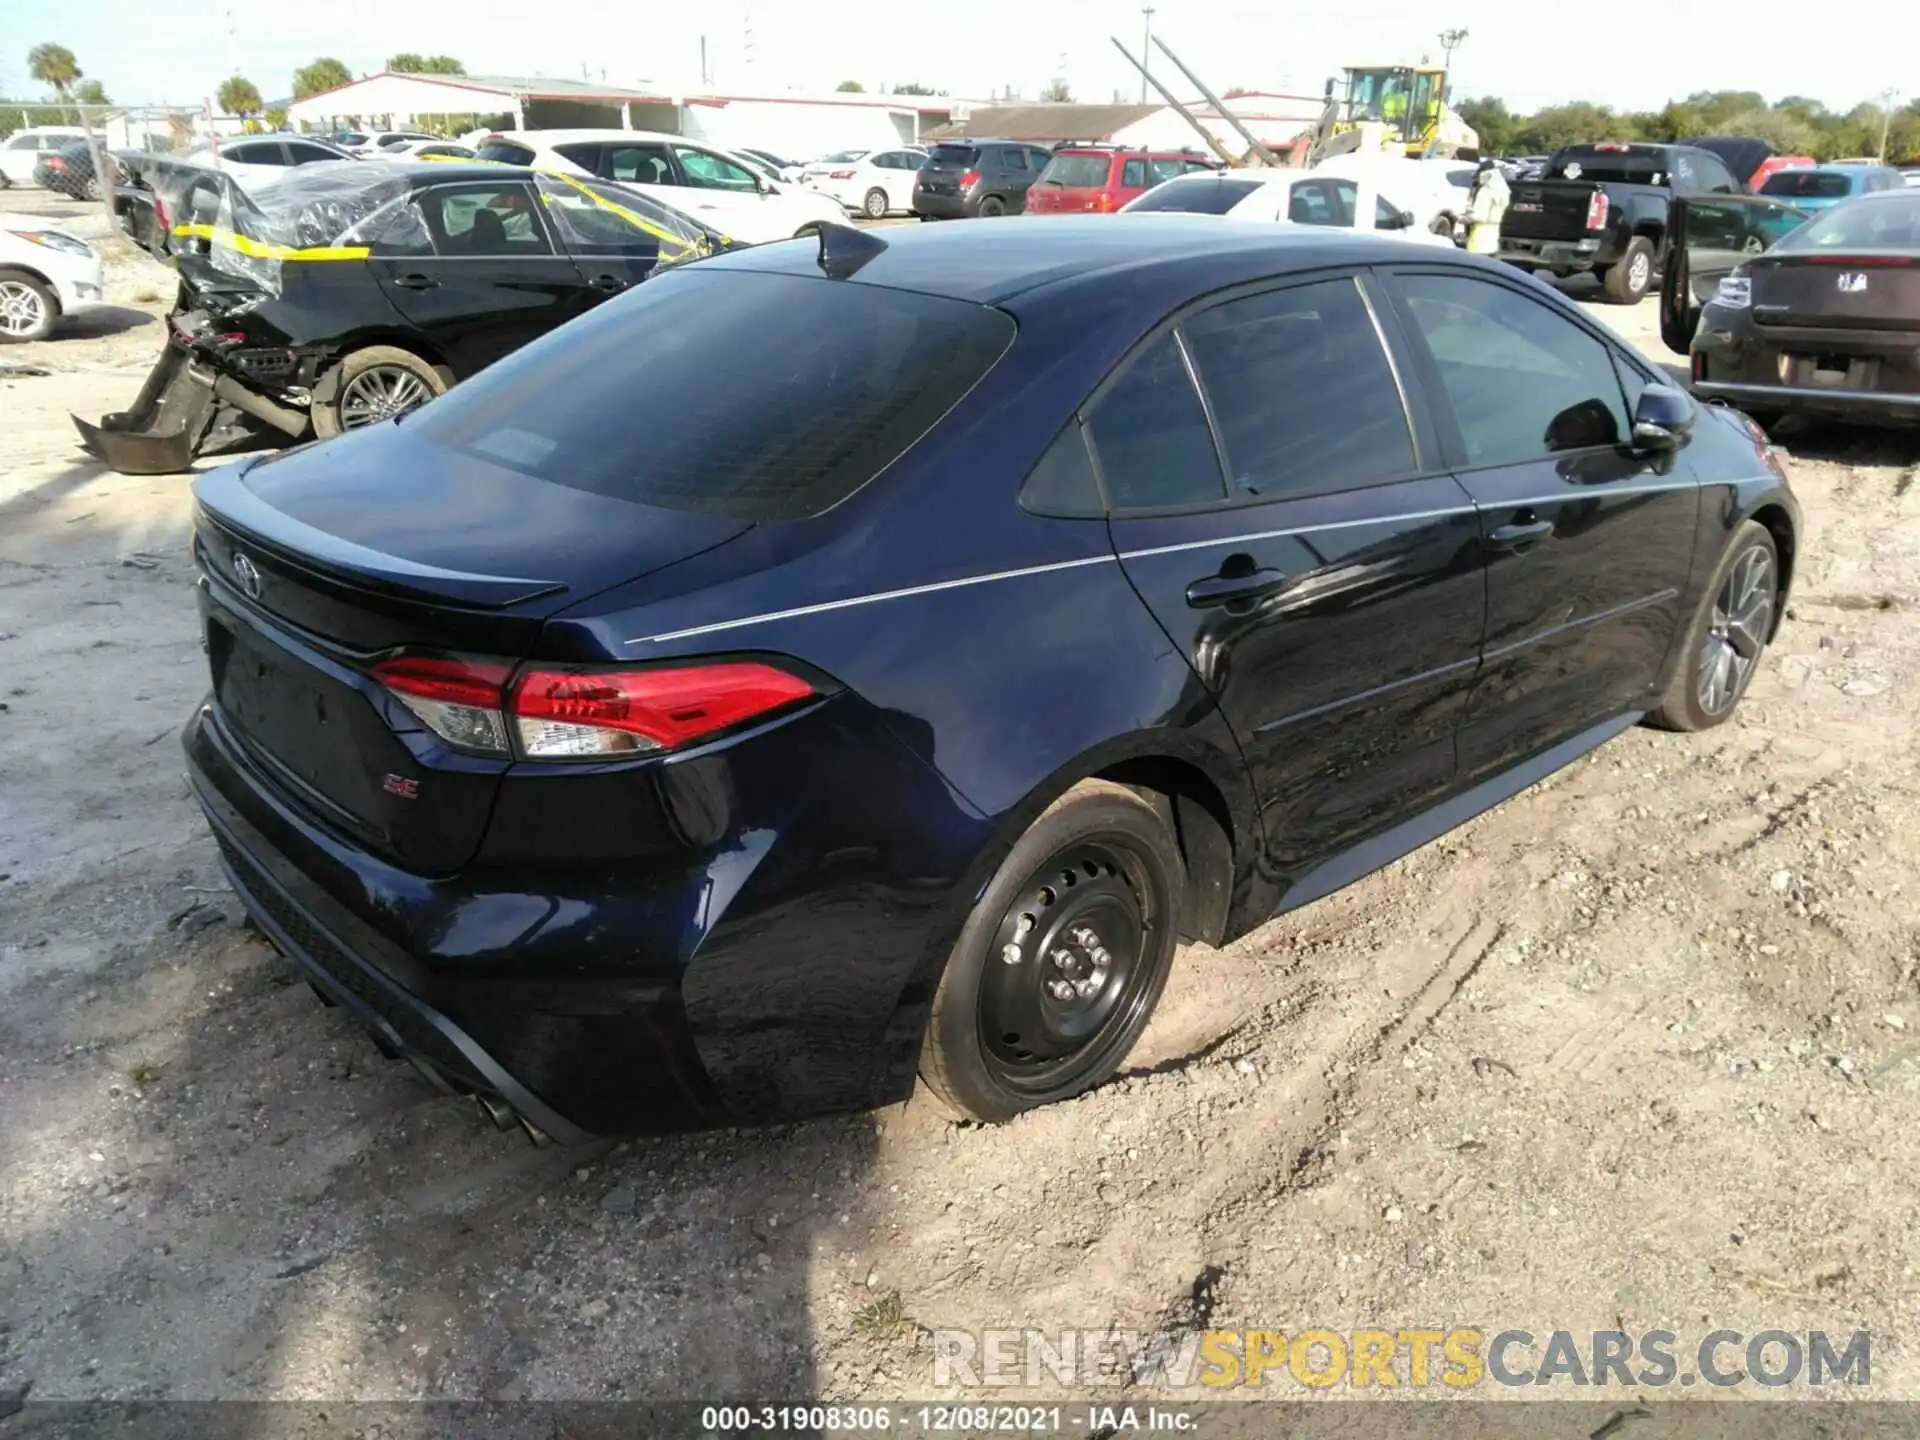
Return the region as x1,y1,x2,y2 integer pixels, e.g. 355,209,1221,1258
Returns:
920,780,1183,1121
1650,519,1780,732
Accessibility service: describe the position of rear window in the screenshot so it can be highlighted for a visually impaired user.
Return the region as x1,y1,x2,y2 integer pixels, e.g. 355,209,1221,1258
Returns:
929,144,979,167
1760,171,1852,199
475,140,536,166
409,270,1017,520
1774,192,1920,252
1040,153,1113,187
1125,175,1263,214
1546,147,1668,184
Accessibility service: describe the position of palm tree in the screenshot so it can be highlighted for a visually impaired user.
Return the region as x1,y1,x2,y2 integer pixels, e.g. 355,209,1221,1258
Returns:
28,43,82,118
218,75,264,120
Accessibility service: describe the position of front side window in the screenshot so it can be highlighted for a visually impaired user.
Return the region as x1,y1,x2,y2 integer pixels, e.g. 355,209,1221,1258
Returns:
535,175,710,264
1181,279,1415,499
1125,174,1262,214
419,183,553,256
1287,179,1354,226
674,146,759,191
1395,272,1630,466
1083,332,1224,510
603,144,675,186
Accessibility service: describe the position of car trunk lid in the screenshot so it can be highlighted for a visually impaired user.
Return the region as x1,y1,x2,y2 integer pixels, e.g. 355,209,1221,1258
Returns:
1750,252,1920,331
918,143,979,195
1500,179,1603,241
191,433,752,872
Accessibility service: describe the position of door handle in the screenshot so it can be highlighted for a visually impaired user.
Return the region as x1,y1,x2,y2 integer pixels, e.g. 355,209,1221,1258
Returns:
1185,568,1293,609
588,274,625,292
390,273,440,290
1487,516,1555,551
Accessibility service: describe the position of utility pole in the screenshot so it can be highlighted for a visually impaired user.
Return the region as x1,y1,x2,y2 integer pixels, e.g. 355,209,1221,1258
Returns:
1438,27,1467,76
1878,87,1900,162
1139,7,1156,103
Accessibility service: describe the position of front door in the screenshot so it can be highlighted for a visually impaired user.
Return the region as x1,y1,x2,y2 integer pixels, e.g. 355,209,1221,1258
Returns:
534,173,717,293
367,179,593,377
1659,195,1809,353
1381,267,1703,783
1100,273,1487,888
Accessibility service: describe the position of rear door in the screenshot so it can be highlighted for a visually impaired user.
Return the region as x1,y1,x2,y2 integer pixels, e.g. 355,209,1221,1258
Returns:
1102,272,1486,886
366,178,594,377
874,150,922,210
1382,266,1701,782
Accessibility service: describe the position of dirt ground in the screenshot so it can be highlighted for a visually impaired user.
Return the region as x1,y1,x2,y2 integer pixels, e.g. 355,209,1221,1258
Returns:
3,188,1919,1422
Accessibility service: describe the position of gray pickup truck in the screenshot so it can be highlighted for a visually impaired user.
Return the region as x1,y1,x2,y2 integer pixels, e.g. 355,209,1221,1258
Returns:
1498,142,1746,303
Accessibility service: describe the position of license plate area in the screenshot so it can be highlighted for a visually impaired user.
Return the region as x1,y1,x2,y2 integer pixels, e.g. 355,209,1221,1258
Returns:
1781,352,1881,389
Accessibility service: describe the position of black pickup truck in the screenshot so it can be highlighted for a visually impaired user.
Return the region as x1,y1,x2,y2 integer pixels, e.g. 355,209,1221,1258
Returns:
1498,142,1746,304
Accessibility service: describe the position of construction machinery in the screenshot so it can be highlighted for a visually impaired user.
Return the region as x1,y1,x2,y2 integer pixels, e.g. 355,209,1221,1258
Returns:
1317,65,1478,160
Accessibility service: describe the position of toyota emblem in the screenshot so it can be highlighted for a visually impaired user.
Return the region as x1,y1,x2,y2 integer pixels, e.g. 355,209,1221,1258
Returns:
232,553,263,601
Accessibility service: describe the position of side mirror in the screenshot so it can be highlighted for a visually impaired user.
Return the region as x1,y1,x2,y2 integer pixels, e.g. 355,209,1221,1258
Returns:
1396,209,1416,229
1631,383,1694,450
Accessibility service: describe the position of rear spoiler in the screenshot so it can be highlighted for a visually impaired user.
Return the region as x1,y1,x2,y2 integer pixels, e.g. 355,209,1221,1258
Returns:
193,461,567,610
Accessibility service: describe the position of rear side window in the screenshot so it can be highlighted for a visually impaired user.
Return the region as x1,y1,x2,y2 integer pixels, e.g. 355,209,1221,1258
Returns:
420,183,553,256
1083,332,1224,510
475,141,536,165
1019,423,1103,517
1002,149,1030,172
1041,153,1112,187
409,270,1016,520
1761,171,1851,199
1126,175,1263,214
1181,279,1415,498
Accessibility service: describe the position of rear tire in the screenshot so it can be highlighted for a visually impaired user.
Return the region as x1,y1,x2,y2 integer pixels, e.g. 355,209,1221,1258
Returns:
1603,236,1655,304
863,187,889,219
918,780,1183,1123
0,268,58,343
1648,520,1780,732
312,346,447,438
977,194,1007,217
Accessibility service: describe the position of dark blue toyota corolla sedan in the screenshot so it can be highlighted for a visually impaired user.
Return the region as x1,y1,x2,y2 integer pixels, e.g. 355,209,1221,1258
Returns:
182,217,1800,1141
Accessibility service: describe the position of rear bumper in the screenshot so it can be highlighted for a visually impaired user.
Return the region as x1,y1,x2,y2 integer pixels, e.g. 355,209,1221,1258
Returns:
912,188,971,218
184,701,726,1139
1498,235,1607,271
1692,319,1920,424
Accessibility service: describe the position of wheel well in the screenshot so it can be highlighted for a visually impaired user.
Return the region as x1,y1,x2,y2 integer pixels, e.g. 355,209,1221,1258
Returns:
0,263,57,305
1095,756,1236,947
1751,502,1797,638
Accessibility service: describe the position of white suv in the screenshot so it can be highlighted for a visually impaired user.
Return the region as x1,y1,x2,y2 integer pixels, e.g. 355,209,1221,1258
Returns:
472,129,846,244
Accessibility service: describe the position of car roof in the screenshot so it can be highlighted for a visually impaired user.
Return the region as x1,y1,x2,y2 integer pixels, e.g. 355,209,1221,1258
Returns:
482,128,683,144
690,213,1447,305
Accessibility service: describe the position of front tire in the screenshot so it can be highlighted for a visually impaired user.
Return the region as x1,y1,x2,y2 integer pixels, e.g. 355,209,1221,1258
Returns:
1649,520,1779,732
0,269,58,342
863,187,889,219
1603,236,1655,304
312,346,447,438
919,781,1183,1123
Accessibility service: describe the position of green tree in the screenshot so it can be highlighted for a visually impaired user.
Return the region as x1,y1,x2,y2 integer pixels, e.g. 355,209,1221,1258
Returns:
890,82,937,96
73,77,109,107
835,79,865,93
293,57,353,99
265,105,289,130
218,74,264,118
1454,96,1515,153
1512,102,1618,154
388,53,466,74
1039,79,1074,103
28,43,81,103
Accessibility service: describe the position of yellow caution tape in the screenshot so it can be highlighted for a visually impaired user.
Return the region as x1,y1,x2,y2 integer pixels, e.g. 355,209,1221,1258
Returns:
543,171,727,256
170,222,369,262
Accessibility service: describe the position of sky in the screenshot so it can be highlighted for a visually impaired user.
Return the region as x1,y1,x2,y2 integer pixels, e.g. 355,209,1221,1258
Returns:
2,0,1913,119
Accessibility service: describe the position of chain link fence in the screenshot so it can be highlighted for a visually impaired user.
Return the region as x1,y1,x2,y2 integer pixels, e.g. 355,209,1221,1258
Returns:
1,102,245,235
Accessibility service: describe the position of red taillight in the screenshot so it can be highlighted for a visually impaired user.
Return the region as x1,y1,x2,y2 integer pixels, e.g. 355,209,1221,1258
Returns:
372,654,814,759
960,168,980,187
512,662,814,757
828,168,855,179
46,156,67,172
1095,192,1117,213
1585,190,1609,230
373,655,513,754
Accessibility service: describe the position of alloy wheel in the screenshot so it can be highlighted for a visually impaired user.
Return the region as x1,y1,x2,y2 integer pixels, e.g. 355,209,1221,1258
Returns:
0,279,47,337
1628,249,1652,295
338,365,434,429
977,837,1162,1098
1698,544,1773,715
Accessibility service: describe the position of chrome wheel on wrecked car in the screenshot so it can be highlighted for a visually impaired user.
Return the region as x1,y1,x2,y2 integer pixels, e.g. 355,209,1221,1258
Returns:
340,365,436,428
1699,543,1774,716
0,276,53,342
